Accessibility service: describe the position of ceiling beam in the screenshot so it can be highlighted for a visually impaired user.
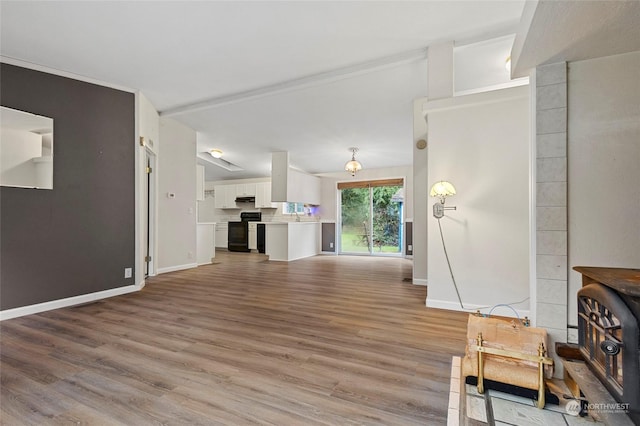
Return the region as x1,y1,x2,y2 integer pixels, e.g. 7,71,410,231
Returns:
160,47,428,117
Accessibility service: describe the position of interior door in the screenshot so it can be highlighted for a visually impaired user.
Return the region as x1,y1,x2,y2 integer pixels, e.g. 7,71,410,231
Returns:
143,150,156,277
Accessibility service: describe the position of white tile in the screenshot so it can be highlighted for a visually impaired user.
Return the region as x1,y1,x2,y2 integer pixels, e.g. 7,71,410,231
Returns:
537,83,567,110
537,182,567,207
492,395,567,425
537,132,566,158
536,62,566,87
537,231,567,256
466,395,488,422
537,157,567,183
537,108,567,134
447,408,460,426
466,384,482,397
451,356,461,368
537,207,567,231
564,413,605,424
450,377,460,392
489,390,535,406
537,278,568,305
536,302,567,329
536,255,568,280
567,328,579,344
449,391,460,410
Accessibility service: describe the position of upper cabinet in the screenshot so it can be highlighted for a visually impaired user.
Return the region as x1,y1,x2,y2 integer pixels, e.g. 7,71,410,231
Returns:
271,152,321,205
255,182,277,208
196,165,205,201
235,183,256,197
213,185,239,209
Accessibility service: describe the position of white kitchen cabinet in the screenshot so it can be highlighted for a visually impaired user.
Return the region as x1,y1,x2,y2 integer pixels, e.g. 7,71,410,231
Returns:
214,185,238,209
215,223,228,248
248,222,257,250
235,183,256,197
255,182,277,208
196,165,205,201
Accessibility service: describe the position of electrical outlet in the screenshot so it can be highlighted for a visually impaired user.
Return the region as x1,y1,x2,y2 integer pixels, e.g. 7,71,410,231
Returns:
329,242,334,248
124,267,132,278
408,244,413,251
188,251,194,259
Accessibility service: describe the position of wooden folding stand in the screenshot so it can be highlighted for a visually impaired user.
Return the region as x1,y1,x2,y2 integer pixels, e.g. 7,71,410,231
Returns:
473,332,554,408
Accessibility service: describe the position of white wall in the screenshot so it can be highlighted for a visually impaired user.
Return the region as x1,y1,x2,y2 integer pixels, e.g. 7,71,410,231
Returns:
0,128,41,187
423,86,531,315
158,117,197,273
567,51,640,324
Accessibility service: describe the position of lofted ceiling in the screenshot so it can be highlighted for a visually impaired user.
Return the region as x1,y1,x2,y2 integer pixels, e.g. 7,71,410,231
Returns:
1,1,526,180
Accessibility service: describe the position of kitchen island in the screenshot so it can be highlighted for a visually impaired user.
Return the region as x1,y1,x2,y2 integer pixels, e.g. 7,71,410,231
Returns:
263,221,320,261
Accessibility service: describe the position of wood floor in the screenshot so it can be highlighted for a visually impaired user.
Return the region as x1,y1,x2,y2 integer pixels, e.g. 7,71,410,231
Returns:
1,252,469,425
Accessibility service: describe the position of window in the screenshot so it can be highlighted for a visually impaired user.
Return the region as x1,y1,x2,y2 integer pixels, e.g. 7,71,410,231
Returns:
283,202,305,214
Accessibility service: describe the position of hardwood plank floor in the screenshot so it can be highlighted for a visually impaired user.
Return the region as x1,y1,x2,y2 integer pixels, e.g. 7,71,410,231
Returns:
1,252,469,425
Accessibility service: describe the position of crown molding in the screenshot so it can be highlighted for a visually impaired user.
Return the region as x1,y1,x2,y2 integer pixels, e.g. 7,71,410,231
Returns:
0,55,136,93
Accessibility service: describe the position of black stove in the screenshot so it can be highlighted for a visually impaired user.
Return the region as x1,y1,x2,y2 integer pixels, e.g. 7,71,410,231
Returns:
228,212,261,252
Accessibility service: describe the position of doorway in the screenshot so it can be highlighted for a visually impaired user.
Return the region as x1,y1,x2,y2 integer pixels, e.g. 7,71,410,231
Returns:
143,149,156,277
338,179,404,256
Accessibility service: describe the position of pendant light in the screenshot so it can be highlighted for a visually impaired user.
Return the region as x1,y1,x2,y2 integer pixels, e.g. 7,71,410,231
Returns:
345,147,362,176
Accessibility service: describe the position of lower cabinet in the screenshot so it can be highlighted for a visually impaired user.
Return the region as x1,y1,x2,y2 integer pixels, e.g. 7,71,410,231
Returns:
215,223,228,248
248,222,257,251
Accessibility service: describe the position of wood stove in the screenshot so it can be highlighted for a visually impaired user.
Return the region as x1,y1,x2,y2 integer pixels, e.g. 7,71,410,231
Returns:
575,267,640,424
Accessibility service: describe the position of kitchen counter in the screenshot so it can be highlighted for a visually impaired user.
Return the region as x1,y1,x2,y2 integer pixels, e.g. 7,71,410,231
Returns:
263,221,320,261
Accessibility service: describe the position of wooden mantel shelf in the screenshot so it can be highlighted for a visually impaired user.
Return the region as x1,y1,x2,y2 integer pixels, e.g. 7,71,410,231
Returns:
573,266,640,297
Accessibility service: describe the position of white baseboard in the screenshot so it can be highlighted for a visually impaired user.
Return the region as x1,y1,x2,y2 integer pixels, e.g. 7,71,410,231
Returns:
0,283,143,321
426,298,530,319
156,263,198,274
412,278,428,286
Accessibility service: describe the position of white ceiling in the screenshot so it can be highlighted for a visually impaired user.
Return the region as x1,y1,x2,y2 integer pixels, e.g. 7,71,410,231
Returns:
1,1,526,180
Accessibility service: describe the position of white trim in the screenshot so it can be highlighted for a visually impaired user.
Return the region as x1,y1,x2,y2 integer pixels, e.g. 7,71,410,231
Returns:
426,298,530,319
421,84,529,114
0,284,143,321
453,77,529,97
197,261,213,266
412,278,428,286
529,69,538,327
156,263,198,274
0,56,136,93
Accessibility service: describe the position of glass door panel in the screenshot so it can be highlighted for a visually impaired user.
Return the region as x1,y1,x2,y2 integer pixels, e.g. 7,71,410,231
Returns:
340,187,370,253
371,185,403,254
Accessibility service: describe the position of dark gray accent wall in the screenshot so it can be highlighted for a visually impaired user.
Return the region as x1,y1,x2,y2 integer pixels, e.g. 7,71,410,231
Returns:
1,64,135,310
321,222,335,252
405,221,413,255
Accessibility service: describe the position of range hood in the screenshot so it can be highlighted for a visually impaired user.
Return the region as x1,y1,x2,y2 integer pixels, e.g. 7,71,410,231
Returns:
235,196,255,203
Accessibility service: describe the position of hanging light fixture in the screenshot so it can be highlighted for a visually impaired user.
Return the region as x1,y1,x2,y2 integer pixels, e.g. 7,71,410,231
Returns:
345,147,362,176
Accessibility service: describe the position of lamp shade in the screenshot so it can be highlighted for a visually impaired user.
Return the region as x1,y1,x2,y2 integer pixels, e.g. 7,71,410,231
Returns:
430,181,456,199
345,159,362,176
345,147,362,176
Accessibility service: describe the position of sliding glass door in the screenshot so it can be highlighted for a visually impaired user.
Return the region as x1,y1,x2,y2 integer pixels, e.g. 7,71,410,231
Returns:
339,180,403,256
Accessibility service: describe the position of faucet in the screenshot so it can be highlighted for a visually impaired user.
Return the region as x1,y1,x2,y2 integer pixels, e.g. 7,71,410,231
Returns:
295,211,301,222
